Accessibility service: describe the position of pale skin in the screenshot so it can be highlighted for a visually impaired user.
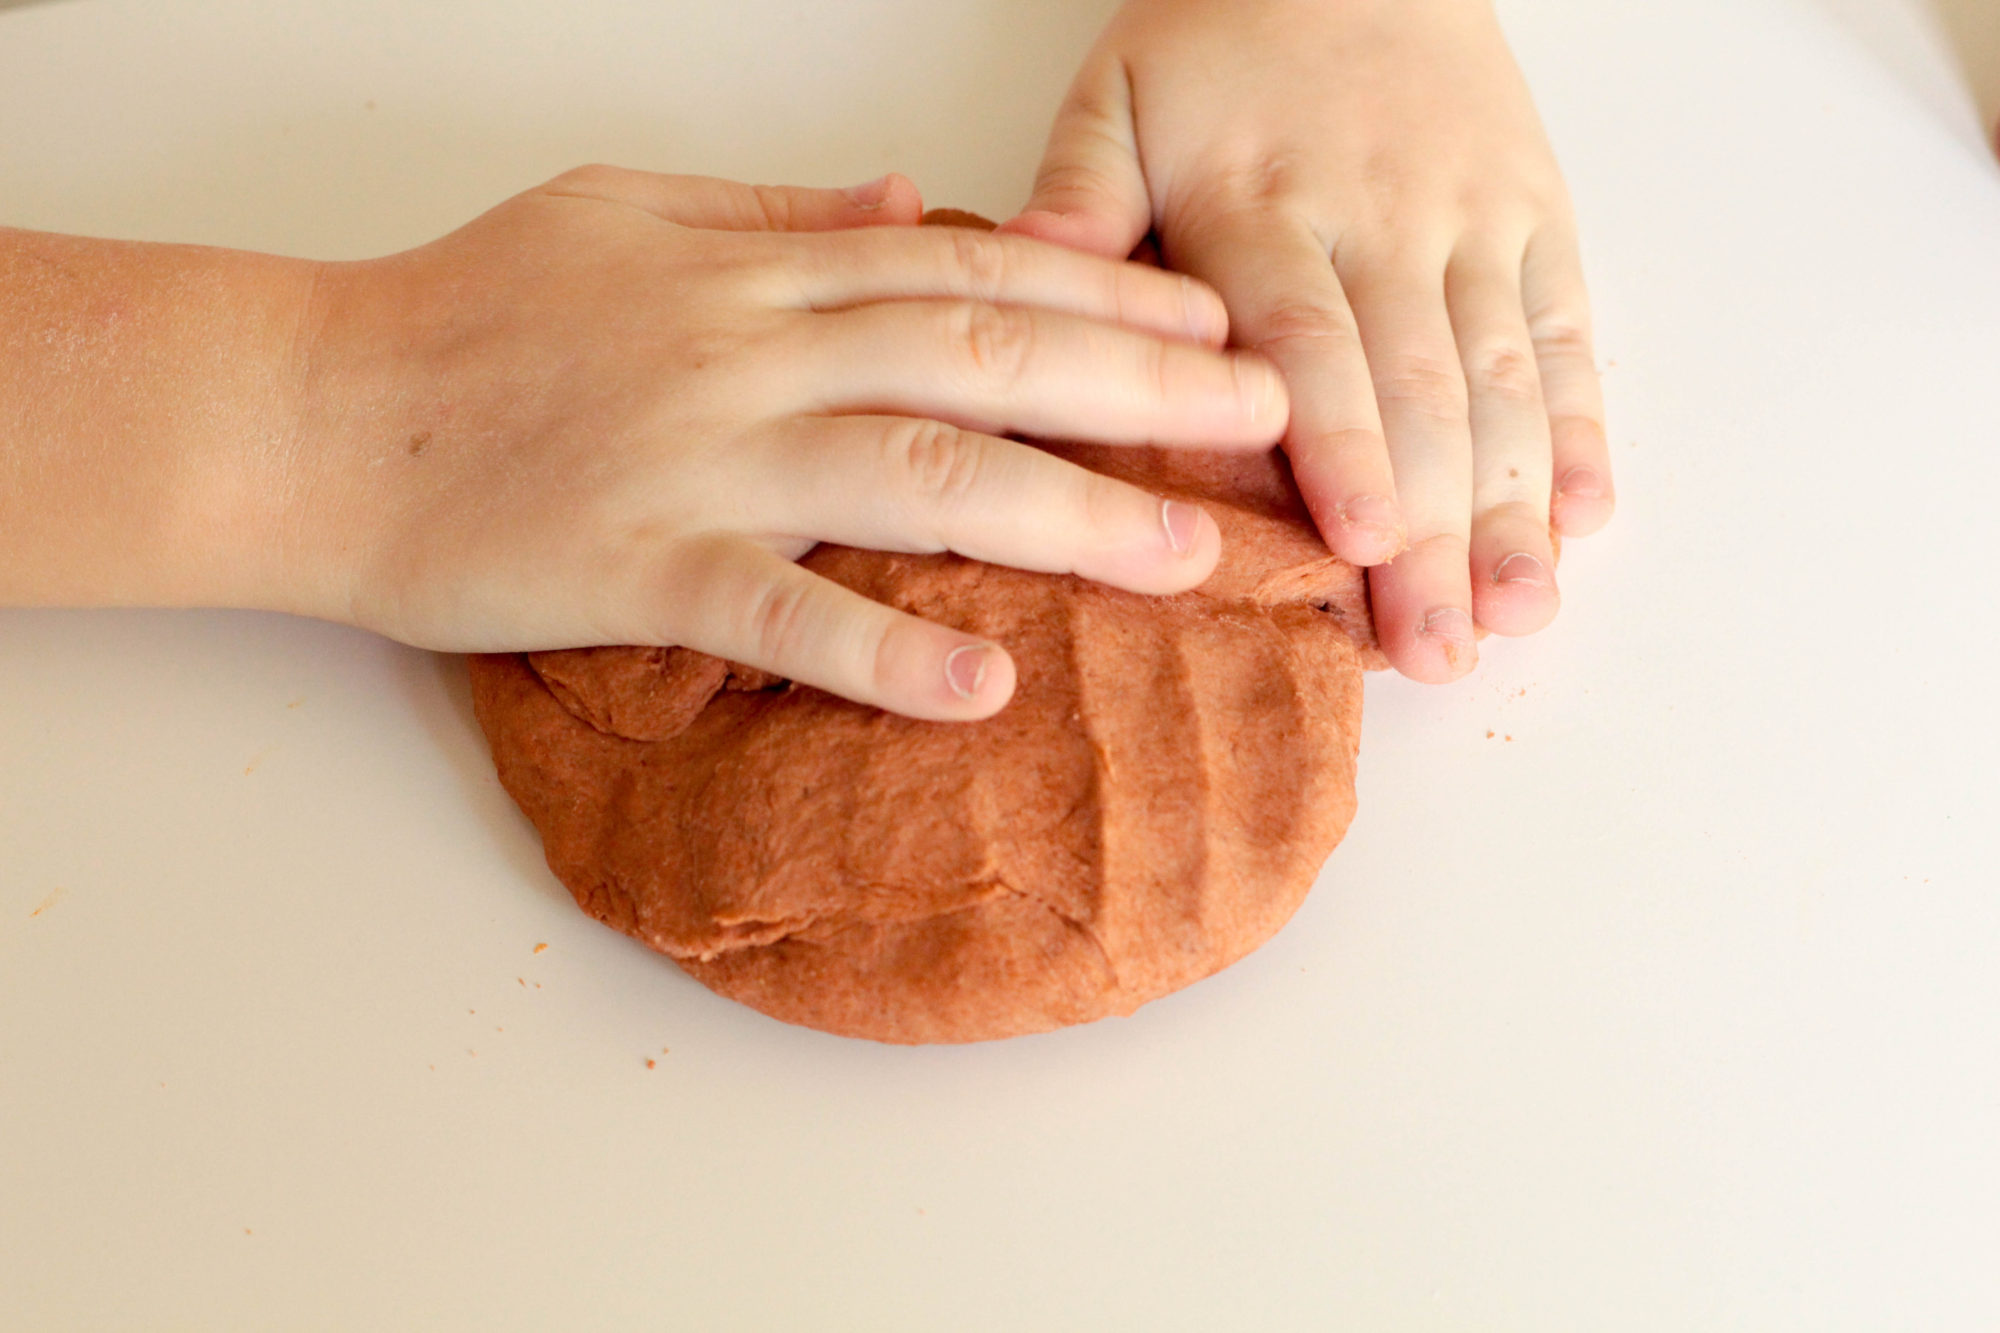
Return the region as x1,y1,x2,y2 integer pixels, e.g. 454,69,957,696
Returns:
1002,0,1615,681
0,170,1283,720
1,0,1609,714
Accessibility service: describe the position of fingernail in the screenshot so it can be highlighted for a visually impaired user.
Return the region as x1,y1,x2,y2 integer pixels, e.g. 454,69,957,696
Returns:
1336,494,1403,546
1558,466,1604,499
1493,552,1551,587
945,643,990,700
1418,607,1474,643
1418,606,1476,671
841,176,893,210
1161,498,1201,556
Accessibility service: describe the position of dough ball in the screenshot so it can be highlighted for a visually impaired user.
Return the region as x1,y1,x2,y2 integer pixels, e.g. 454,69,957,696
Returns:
466,214,1381,1044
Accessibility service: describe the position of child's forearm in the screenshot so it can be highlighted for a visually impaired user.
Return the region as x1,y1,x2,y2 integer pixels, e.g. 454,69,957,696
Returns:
0,227,318,612
0,169,1291,722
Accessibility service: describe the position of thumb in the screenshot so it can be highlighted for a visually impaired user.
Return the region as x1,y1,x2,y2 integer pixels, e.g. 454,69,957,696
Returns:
538,166,925,232
998,53,1152,258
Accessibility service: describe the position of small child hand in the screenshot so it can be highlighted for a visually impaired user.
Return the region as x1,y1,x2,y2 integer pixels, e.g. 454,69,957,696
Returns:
285,168,1286,718
1002,0,1614,681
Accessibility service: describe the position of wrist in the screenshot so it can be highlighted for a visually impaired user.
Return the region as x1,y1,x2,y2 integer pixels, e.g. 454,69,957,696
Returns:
0,229,326,614
276,254,440,636
146,250,334,621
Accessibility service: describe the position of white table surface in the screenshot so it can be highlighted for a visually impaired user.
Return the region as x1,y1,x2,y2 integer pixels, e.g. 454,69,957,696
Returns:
5,0,1999,1327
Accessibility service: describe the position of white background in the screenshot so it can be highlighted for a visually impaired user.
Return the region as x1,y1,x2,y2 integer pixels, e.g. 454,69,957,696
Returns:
4,0,1999,1327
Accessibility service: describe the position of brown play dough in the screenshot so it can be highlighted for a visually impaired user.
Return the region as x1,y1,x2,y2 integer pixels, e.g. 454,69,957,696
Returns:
467,212,1383,1044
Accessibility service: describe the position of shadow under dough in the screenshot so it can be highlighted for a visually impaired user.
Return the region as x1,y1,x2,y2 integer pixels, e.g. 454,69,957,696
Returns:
397,649,577,913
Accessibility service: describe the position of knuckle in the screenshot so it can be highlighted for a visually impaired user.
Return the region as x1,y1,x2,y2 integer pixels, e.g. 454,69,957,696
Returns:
1530,321,1594,365
1480,497,1553,531
948,228,1010,302
743,574,817,667
867,625,902,700
1529,182,1578,225
1035,158,1122,206
1349,152,1417,222
1219,153,1309,211
1144,336,1174,408
1465,345,1543,405
1060,75,1127,131
1549,412,1609,451
546,162,621,193
1255,299,1359,356
1099,266,1139,331
955,302,1036,390
1168,161,1308,252
747,184,795,231
1376,355,1470,423
888,418,985,515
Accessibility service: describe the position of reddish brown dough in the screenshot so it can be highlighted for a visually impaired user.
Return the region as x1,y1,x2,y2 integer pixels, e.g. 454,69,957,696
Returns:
466,213,1383,1044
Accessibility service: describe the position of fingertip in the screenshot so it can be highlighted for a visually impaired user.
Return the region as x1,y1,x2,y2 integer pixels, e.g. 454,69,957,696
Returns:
1369,538,1479,684
1063,493,1221,597
840,172,925,226
1178,274,1231,347
1473,552,1561,638
1397,606,1479,683
941,641,1017,719
873,619,1018,720
1551,485,1615,538
1192,507,1225,577
881,173,925,223
1549,416,1614,536
1149,499,1224,592
1139,346,1288,451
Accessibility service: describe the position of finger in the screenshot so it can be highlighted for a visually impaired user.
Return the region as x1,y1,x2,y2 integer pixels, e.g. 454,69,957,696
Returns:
1343,254,1476,681
653,536,1016,721
1168,208,1403,566
995,51,1152,259
539,165,925,232
795,300,1287,448
786,224,1229,346
1368,537,1477,684
1445,249,1560,638
1523,225,1613,536
763,416,1222,596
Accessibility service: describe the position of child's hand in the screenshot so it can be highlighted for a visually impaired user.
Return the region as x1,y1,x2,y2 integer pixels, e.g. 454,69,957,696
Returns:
286,168,1286,719
1000,0,1614,682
